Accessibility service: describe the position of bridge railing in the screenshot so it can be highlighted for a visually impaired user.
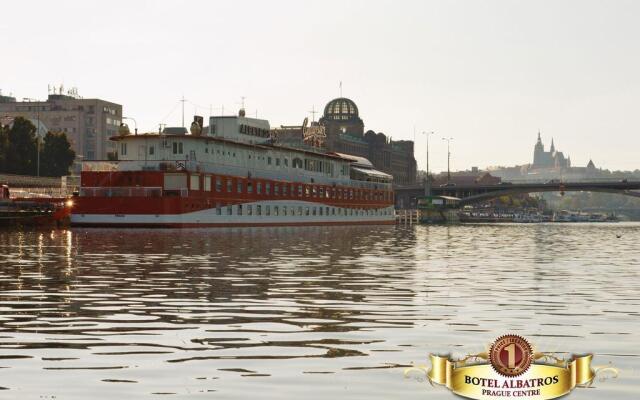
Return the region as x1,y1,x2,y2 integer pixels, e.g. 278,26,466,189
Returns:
502,177,638,184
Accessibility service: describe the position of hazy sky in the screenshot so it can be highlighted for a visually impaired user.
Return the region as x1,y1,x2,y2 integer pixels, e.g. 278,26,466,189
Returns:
2,0,639,172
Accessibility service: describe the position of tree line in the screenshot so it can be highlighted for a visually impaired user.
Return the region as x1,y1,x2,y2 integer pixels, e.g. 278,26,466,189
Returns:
0,117,76,177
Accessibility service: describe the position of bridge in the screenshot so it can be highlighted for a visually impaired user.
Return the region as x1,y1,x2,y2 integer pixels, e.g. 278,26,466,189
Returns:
394,179,640,209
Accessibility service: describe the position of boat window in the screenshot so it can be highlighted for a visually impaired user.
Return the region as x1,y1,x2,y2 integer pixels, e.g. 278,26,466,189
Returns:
121,143,127,156
149,146,155,155
305,207,310,216
216,203,222,215
284,158,288,167
237,181,243,193
297,206,302,216
297,185,303,197
247,182,253,193
227,205,232,215
190,175,200,190
215,177,222,192
265,183,271,195
274,184,279,196
257,182,262,194
226,179,233,193
282,185,287,196
282,206,287,216
237,204,242,215
204,176,211,192
247,205,252,215
266,205,270,216
275,158,280,166
257,205,262,216
268,157,272,165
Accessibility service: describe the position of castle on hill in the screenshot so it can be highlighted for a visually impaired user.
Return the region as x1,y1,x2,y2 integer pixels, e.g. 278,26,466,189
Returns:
487,132,598,181
533,132,571,169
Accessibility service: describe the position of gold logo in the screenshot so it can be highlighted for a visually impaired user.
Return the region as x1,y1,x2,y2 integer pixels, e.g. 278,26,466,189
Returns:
405,335,618,400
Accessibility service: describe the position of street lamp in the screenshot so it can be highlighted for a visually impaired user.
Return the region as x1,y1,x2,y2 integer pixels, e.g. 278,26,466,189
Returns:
422,131,434,195
442,137,453,183
24,97,42,176
122,116,137,135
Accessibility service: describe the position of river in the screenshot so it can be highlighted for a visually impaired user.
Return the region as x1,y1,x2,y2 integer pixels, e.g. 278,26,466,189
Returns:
0,223,638,399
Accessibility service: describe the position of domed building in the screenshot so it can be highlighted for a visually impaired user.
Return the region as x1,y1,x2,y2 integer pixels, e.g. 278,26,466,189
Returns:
319,97,365,137
272,97,417,185
318,97,416,185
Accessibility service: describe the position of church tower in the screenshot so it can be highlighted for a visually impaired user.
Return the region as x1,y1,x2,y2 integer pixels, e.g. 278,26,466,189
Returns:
533,131,544,166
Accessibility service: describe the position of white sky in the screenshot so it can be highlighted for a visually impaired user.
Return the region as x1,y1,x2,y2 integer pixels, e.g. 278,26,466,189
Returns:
1,0,639,172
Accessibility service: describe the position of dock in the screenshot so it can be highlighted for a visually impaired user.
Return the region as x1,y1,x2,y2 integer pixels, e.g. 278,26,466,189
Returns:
395,209,420,225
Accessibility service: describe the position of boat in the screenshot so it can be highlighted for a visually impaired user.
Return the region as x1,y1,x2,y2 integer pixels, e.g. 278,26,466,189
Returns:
552,210,615,222
0,184,72,227
71,110,395,227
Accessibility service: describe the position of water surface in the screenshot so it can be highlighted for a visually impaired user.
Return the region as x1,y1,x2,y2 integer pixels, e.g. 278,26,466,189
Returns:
0,224,638,399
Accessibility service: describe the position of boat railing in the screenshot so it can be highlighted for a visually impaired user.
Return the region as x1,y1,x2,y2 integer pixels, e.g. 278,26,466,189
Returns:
80,186,164,197
9,187,69,199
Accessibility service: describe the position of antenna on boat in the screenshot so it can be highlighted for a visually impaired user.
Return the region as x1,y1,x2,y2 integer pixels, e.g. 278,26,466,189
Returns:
237,97,246,117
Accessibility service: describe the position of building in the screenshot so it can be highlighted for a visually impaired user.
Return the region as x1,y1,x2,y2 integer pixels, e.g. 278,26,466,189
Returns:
273,97,417,186
488,132,603,181
533,132,570,169
0,87,122,161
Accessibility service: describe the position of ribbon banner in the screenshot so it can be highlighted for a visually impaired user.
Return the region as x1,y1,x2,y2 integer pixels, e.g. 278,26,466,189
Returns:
425,354,594,400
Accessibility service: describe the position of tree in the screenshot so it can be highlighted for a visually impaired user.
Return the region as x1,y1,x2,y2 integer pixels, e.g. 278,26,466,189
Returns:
40,131,76,177
5,117,37,175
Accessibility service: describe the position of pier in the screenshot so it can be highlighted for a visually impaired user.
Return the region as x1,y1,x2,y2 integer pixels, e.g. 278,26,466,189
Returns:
395,209,420,225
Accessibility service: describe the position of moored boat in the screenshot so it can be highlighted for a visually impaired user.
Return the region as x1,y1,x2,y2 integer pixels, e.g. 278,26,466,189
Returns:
71,110,395,227
0,185,71,227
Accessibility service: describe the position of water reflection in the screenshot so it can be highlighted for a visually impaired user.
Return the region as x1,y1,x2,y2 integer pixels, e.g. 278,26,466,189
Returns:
0,224,638,399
